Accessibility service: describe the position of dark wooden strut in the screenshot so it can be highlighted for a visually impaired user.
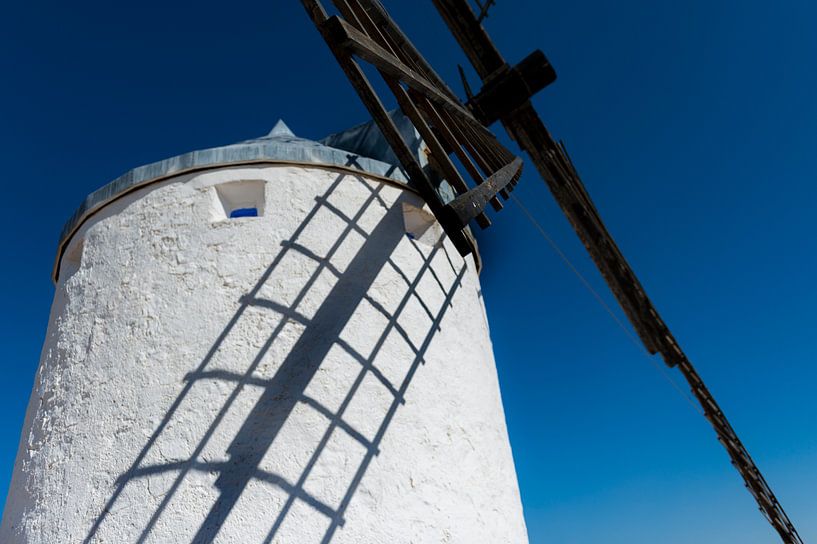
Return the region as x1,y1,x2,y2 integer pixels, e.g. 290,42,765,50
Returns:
445,157,522,226
430,1,804,543
300,0,522,260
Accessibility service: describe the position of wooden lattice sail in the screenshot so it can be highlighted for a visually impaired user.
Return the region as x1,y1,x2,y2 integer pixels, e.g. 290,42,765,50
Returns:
301,1,804,542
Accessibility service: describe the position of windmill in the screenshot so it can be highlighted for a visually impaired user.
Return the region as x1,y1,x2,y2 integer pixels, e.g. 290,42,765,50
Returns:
0,2,805,542
299,0,804,542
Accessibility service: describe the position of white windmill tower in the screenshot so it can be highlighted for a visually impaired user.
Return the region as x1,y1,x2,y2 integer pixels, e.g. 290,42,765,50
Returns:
0,115,529,543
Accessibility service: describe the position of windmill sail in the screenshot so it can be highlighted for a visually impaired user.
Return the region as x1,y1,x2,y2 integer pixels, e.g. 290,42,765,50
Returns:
431,2,803,542
301,1,804,542
301,0,523,261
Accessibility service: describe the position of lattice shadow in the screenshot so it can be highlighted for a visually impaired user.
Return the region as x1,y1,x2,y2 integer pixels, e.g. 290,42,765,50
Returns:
84,160,468,543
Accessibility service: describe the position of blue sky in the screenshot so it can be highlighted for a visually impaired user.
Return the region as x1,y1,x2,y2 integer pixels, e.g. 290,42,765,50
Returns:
1,1,815,542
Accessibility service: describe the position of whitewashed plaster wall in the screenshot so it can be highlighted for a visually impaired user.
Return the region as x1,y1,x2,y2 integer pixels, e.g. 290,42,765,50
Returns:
1,164,528,543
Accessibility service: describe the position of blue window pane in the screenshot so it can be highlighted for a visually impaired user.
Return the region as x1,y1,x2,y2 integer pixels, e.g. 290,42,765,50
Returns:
230,207,258,218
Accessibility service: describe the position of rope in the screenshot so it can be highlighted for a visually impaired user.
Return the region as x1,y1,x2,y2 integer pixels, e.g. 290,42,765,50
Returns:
510,193,703,415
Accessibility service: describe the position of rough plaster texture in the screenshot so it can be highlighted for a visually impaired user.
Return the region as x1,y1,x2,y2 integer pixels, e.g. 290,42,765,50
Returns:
1,164,528,543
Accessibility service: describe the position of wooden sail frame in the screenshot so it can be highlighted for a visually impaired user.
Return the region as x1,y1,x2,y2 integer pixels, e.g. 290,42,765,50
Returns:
301,1,804,542
432,2,803,542
301,0,523,258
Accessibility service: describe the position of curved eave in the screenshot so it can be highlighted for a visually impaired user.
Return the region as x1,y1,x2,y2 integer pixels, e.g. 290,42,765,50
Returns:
53,137,416,283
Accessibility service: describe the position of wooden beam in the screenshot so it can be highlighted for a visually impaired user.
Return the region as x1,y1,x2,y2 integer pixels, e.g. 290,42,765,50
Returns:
321,16,487,134
468,50,557,126
388,79,492,229
332,0,492,228
411,92,503,212
430,0,506,79
443,158,522,228
335,0,462,104
310,14,474,255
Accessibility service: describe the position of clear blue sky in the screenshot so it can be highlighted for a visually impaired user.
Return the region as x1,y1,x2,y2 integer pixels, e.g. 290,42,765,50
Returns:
1,1,815,542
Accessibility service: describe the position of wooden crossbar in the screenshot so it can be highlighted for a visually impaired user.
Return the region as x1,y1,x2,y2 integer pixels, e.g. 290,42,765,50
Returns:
301,0,524,258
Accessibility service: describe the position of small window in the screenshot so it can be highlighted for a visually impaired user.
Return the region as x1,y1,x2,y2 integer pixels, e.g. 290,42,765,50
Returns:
213,180,265,220
229,207,258,218
60,237,85,281
402,202,442,246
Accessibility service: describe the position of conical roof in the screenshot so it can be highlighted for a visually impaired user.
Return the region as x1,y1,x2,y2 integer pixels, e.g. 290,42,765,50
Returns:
266,119,294,138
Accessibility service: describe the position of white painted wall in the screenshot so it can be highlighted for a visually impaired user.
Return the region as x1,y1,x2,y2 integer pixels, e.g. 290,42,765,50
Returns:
1,164,528,543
